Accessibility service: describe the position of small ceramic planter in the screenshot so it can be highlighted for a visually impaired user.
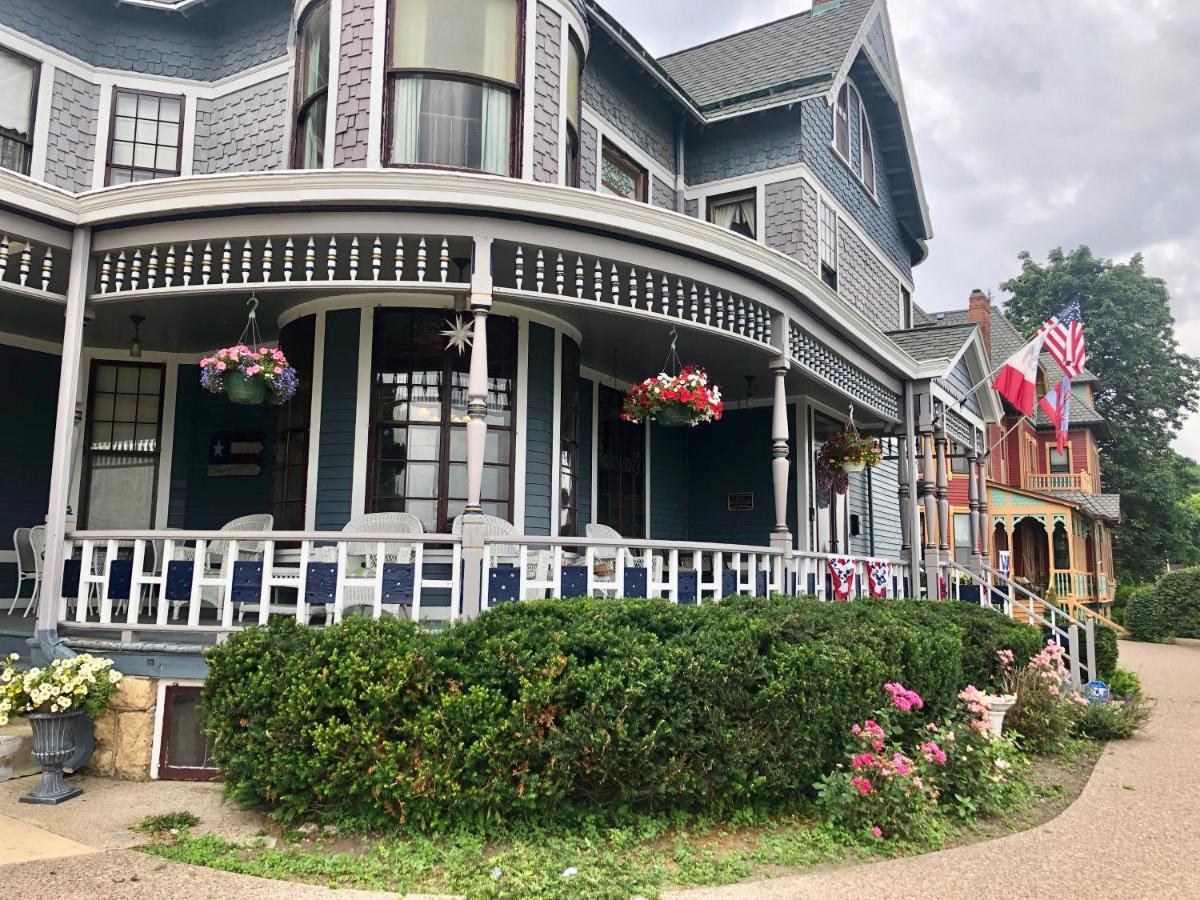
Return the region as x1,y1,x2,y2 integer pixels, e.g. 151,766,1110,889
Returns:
20,710,85,805
981,694,1017,737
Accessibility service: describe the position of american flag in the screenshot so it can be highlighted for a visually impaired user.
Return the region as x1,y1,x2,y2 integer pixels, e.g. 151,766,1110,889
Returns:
1037,297,1088,378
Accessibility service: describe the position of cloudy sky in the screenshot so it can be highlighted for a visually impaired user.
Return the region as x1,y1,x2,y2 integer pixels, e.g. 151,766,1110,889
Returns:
602,0,1200,461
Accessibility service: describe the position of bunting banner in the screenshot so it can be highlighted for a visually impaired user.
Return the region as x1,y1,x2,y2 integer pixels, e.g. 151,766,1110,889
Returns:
867,560,891,598
828,557,857,601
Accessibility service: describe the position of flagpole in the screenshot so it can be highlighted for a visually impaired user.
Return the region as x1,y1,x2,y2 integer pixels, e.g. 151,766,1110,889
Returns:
981,415,1033,462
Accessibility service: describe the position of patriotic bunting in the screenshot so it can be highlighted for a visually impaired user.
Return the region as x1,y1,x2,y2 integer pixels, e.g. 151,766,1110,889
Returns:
867,560,891,598
828,557,857,601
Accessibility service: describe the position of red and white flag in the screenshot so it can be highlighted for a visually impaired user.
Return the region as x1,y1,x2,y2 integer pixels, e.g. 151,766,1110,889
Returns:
1037,298,1088,379
1039,376,1072,453
993,331,1046,417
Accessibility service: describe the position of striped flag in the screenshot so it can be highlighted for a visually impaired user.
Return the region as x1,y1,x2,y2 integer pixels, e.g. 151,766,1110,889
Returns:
993,330,1047,417
1037,297,1088,378
1038,376,1072,453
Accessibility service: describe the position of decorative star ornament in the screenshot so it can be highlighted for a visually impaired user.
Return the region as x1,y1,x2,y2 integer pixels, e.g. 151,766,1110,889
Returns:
441,315,473,355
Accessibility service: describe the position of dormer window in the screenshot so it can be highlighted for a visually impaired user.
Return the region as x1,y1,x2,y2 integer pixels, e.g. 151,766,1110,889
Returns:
0,45,39,176
834,83,850,160
386,0,520,176
292,1,330,168
859,106,875,194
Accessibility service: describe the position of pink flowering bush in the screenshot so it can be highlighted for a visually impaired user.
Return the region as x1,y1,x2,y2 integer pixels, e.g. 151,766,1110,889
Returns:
925,686,1023,819
200,344,299,405
1005,642,1086,753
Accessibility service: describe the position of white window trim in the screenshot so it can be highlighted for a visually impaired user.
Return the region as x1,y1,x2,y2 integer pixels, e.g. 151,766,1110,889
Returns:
833,82,851,167
818,198,838,277
859,105,876,197
828,79,879,205
581,105,675,200
704,187,762,245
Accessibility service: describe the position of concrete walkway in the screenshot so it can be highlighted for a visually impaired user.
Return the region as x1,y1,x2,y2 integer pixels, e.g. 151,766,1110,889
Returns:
668,639,1200,900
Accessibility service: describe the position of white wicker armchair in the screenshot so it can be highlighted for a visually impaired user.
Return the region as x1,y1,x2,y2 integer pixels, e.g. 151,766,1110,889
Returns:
453,514,551,596
585,523,664,594
172,514,274,619
337,512,424,615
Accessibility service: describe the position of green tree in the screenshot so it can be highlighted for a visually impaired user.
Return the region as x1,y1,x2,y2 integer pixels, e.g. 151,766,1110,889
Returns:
1001,246,1200,581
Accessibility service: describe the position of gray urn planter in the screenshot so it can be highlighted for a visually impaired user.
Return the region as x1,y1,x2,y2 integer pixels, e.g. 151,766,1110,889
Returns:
20,710,85,805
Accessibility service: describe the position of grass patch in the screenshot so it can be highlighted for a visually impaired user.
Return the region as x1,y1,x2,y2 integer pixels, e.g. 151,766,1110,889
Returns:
132,811,200,836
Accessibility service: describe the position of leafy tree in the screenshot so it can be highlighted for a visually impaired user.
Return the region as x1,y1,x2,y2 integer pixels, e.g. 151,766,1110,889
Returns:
1001,246,1200,581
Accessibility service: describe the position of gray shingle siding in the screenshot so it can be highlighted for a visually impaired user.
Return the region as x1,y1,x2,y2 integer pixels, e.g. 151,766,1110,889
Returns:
0,0,288,81
651,176,677,211
800,95,912,275
524,323,555,535
943,357,982,417
315,309,360,531
532,2,562,184
334,0,373,168
583,39,675,174
193,75,289,174
837,223,902,330
684,198,698,218
865,14,893,80
685,110,801,185
45,70,100,192
764,177,818,272
579,119,598,190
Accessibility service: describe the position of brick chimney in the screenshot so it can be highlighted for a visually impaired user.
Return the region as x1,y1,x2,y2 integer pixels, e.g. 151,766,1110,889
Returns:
968,289,991,359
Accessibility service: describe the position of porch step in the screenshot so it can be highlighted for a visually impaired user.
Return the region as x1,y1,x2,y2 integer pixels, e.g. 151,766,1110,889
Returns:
0,718,38,782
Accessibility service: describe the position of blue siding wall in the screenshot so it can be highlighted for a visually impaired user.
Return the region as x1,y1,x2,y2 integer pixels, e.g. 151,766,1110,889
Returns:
578,377,593,526
650,424,688,541
524,324,555,535
169,365,275,529
0,344,59,595
315,310,360,530
943,357,982,416
800,93,913,275
685,404,798,546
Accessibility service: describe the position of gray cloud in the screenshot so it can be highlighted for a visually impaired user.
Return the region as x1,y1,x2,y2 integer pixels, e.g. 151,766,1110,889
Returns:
601,0,1200,459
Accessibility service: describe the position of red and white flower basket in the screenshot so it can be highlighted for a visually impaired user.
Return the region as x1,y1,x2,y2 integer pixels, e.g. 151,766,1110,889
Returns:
620,364,724,427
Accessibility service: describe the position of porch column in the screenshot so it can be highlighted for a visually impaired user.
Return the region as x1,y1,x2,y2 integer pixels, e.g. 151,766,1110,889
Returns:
769,358,791,551
897,435,912,555
919,424,938,577
904,382,921,592
36,227,92,650
935,412,950,566
978,450,990,565
459,239,493,620
968,445,982,574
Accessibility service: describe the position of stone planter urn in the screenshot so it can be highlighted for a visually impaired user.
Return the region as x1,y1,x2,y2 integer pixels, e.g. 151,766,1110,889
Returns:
20,710,85,805
981,694,1017,737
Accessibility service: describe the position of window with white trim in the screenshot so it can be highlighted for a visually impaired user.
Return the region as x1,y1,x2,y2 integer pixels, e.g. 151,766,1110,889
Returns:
859,106,875,194
292,0,330,169
106,89,184,185
834,83,850,161
707,188,756,239
0,45,38,176
818,200,837,290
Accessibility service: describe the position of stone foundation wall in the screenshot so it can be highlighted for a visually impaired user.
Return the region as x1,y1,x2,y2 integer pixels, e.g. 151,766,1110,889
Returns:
85,676,157,780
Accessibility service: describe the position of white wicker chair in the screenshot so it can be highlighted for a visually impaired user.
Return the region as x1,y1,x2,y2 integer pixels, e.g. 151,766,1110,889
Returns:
453,514,551,598
172,514,274,620
9,528,36,615
339,512,424,616
584,523,664,595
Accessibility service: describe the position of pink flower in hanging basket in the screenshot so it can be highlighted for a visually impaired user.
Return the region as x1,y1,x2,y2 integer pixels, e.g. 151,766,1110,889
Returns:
200,344,298,405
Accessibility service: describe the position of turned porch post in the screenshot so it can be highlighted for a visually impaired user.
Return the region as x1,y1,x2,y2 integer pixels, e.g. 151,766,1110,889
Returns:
459,238,493,620
769,357,792,549
918,392,939,590
978,447,991,565
904,382,921,591
897,434,912,555
36,227,92,650
935,411,951,566
968,441,982,574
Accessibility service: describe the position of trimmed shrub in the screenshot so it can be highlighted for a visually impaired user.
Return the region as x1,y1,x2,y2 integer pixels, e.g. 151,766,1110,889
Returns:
896,601,1043,691
1156,567,1200,639
203,597,1042,833
1125,585,1168,643
1093,622,1118,680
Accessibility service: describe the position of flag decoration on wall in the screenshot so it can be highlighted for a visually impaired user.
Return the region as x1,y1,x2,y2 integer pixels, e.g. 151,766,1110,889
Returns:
992,330,1046,416
867,560,891,598
828,557,857,601
1039,376,1073,453
1037,297,1088,378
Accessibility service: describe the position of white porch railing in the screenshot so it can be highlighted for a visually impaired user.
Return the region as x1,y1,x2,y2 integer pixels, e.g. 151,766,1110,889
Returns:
0,231,67,299
59,529,462,635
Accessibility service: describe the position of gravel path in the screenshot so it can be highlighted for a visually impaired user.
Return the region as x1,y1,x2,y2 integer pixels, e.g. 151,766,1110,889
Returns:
667,639,1200,899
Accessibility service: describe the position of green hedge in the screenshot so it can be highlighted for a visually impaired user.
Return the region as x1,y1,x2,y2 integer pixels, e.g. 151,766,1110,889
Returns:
202,597,1041,833
1093,622,1119,679
1127,568,1200,642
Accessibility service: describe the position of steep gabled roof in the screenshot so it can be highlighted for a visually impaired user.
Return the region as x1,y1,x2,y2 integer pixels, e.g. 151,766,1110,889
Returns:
885,323,977,362
657,0,873,112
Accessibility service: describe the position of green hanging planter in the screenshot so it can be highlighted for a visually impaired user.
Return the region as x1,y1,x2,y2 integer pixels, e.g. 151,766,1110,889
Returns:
654,402,695,427
223,373,268,405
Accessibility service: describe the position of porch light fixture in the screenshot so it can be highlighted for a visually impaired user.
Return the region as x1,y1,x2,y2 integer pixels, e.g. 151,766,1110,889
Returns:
128,314,145,358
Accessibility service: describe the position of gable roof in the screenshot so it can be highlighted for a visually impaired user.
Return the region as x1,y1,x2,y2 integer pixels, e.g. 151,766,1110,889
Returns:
885,323,977,362
657,0,873,113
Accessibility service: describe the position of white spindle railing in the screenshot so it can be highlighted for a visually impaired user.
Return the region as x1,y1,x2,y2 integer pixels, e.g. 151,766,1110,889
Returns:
60,530,462,634
479,535,786,608
92,234,471,296
494,241,774,346
0,232,65,297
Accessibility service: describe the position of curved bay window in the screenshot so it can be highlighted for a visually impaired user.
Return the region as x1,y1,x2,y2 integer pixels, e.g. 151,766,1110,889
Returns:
292,1,330,168
564,32,583,187
369,310,516,531
386,0,520,175
271,317,316,530
559,338,580,536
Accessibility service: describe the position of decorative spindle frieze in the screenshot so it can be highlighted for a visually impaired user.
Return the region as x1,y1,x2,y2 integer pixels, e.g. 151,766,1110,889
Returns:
439,238,449,282
417,237,427,281
41,247,53,291
114,251,126,292
535,249,544,292
349,236,360,280
147,247,158,288
220,240,232,284
262,240,273,282
304,237,315,282
201,242,213,285
129,249,142,290
371,236,381,280
18,244,31,286
241,241,252,283
514,244,524,289
575,255,584,298
327,236,338,280
164,245,175,286
555,253,565,295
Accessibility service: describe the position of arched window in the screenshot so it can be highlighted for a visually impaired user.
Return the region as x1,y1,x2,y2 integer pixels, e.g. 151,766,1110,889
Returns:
386,0,521,175
292,1,330,168
859,105,875,194
834,82,850,159
564,32,583,187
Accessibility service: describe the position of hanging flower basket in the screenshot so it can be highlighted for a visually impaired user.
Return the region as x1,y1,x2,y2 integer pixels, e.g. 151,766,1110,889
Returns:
201,345,298,406
817,425,882,494
621,364,724,427
199,297,299,406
